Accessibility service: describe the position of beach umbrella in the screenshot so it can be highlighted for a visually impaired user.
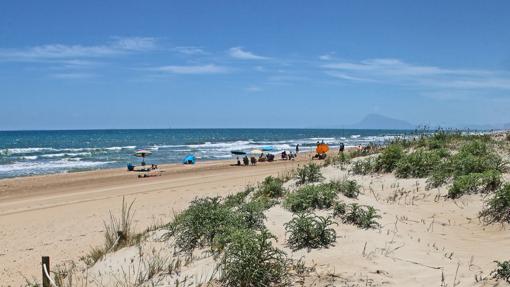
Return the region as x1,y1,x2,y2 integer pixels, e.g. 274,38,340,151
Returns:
134,149,152,164
231,150,247,156
316,144,329,154
251,149,263,155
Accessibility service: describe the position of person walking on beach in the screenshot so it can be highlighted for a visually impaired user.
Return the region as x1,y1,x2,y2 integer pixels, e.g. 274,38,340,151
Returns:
295,144,299,155
339,142,345,153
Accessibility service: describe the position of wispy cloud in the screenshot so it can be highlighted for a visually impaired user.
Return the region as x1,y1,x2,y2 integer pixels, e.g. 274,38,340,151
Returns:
148,64,229,74
321,58,510,90
50,72,96,79
246,85,262,92
228,47,268,60
0,37,157,61
173,46,207,55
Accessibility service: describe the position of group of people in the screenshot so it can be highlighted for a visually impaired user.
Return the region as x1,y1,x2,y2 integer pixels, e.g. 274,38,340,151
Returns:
235,144,301,167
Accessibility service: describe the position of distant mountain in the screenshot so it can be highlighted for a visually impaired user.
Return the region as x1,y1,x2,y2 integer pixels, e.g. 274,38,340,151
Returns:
349,114,415,130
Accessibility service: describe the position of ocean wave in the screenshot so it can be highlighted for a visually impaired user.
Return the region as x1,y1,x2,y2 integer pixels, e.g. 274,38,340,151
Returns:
40,152,92,158
1,146,136,155
2,147,57,155
350,135,361,139
20,155,38,160
0,159,111,173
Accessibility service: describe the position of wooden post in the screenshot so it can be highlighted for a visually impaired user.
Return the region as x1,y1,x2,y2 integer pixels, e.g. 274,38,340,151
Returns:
42,256,50,287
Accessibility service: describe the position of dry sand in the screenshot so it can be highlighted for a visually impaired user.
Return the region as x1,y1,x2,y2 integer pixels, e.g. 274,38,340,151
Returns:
1,152,509,286
0,156,306,286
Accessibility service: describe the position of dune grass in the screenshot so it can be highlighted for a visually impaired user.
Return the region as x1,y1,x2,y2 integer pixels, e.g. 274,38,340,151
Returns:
285,212,337,250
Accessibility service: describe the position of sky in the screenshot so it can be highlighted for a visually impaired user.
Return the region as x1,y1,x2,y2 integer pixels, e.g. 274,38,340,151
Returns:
1,1,510,130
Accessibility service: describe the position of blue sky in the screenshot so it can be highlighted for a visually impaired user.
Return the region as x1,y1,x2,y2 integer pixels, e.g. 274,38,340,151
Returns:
1,1,510,130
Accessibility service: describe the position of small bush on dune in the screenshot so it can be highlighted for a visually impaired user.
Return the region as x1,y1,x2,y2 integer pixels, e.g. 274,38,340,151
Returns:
255,176,285,198
296,163,324,184
224,186,254,207
238,198,270,230
448,170,502,198
375,144,404,173
285,212,337,250
342,203,381,229
324,152,350,166
449,141,504,176
169,197,247,252
480,183,510,224
326,179,360,199
332,201,347,218
351,157,375,175
491,260,510,283
395,149,442,178
284,184,337,212
221,229,288,287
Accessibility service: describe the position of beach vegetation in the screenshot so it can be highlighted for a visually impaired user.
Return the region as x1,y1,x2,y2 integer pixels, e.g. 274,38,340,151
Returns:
351,157,376,175
324,152,351,167
285,212,336,250
81,197,137,266
296,163,324,184
395,149,442,178
283,184,337,213
220,229,288,287
447,170,502,198
374,144,404,172
491,260,510,283
480,183,510,224
332,201,347,218
255,176,286,198
224,186,254,207
168,197,250,252
341,203,381,229
325,179,360,199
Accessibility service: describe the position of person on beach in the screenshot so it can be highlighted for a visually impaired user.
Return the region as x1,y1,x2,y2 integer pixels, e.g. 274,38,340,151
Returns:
295,144,299,155
236,157,241,166
243,156,249,166
250,156,257,165
339,142,345,153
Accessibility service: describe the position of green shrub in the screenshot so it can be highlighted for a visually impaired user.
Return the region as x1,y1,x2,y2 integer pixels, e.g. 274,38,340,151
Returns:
448,170,502,198
224,187,254,207
221,229,288,287
351,157,375,175
375,144,404,172
332,201,347,217
506,133,510,142
480,183,510,224
342,203,381,229
169,197,247,252
326,179,360,198
296,163,324,184
285,213,337,250
284,184,337,212
449,141,504,176
238,198,270,230
395,149,442,178
255,176,285,198
324,152,350,166
491,260,510,283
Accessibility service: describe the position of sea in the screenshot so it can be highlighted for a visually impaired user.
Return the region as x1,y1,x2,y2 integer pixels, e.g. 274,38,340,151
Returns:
0,129,413,179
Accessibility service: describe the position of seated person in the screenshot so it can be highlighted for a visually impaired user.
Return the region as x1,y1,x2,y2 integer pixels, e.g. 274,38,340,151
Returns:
243,156,249,166
250,156,257,165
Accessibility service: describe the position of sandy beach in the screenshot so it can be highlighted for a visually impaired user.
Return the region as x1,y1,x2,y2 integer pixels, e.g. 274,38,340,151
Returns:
1,141,510,286
0,155,309,285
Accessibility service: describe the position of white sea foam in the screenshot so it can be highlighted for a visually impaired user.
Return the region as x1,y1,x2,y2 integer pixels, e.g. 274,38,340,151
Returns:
20,155,38,160
0,159,111,173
